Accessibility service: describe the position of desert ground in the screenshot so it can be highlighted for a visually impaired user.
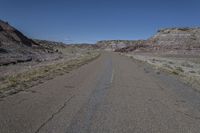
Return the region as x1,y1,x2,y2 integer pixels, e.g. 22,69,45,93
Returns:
1,20,200,133
0,45,99,98
123,52,200,90
1,52,200,133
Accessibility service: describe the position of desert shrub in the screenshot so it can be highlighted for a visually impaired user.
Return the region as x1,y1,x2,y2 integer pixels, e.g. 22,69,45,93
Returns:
163,64,173,69
178,27,190,31
0,48,8,53
168,61,174,64
172,70,179,75
189,71,196,73
181,62,193,68
175,66,184,72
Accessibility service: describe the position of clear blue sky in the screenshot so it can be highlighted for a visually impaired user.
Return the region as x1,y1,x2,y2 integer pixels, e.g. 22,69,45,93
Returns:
1,0,200,43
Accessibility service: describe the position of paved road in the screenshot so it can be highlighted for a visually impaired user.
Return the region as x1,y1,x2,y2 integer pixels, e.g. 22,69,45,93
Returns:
1,52,200,133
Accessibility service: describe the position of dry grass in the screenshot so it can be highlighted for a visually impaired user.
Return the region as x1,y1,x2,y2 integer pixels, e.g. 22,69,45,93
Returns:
125,53,200,90
0,52,100,97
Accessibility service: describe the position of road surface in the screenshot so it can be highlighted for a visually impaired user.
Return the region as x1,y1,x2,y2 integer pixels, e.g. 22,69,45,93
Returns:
1,52,200,133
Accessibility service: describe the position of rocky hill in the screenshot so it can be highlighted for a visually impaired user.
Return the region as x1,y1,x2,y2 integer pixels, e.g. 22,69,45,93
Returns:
96,40,146,51
0,20,38,47
0,20,59,65
111,27,200,53
148,27,200,51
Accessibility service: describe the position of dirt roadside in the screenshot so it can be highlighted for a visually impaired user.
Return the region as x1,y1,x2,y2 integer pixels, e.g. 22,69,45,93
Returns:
121,53,200,91
0,52,100,98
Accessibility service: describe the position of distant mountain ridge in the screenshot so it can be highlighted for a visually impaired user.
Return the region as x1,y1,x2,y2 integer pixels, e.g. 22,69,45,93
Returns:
96,40,146,50
97,27,200,53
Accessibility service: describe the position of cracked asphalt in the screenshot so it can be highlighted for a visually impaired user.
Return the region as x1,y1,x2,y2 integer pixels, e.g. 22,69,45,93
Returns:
1,52,200,133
